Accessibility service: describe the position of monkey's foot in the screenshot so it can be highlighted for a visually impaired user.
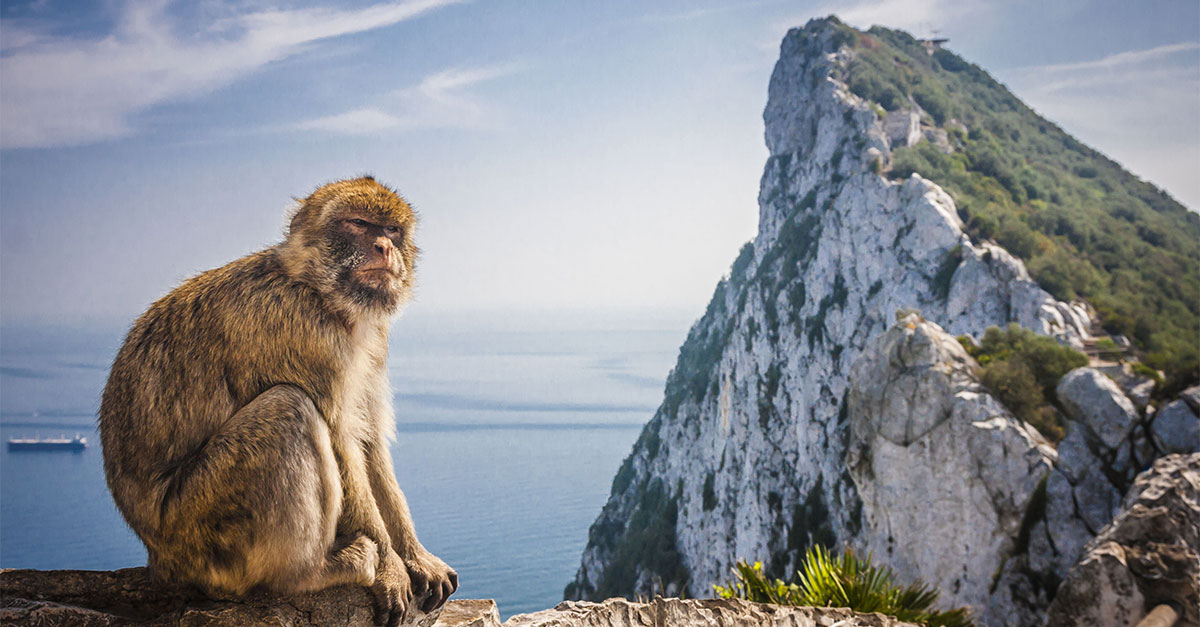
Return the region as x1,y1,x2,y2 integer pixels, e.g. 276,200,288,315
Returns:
371,549,414,627
319,535,379,588
404,551,458,613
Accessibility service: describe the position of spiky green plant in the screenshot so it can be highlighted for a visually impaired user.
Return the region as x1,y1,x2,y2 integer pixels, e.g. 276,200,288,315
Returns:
713,547,972,627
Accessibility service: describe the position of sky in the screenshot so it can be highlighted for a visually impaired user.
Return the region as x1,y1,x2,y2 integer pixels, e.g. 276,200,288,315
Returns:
1,0,1197,325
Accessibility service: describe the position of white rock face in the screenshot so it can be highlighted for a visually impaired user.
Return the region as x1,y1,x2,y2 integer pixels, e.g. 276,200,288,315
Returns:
569,17,1096,625
1057,369,1140,452
846,316,1055,616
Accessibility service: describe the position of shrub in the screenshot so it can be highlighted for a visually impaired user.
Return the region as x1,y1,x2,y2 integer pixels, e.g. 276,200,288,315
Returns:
714,548,972,627
963,324,1087,443
1131,362,1163,384
1094,337,1122,362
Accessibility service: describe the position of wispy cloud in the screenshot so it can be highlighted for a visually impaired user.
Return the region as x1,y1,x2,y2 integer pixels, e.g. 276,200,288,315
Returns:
1016,41,1200,74
295,64,518,134
804,0,990,37
0,0,463,149
1005,41,1200,93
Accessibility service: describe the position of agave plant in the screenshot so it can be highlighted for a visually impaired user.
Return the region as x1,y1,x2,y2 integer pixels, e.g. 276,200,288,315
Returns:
713,547,972,627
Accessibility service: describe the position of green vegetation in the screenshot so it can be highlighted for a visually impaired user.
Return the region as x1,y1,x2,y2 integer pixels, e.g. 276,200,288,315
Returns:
714,548,972,627
589,477,688,599
958,324,1088,442
1093,337,1122,362
829,18,1199,390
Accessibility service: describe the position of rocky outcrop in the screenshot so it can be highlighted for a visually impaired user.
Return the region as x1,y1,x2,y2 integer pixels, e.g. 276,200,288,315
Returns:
845,315,1055,624
843,323,1200,625
506,598,916,627
1150,386,1200,455
1022,367,1187,593
1045,453,1200,627
569,15,1089,614
0,567,465,626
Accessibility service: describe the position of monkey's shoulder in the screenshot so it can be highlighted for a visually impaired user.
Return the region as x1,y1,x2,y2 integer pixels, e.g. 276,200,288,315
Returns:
108,250,349,404
137,250,335,342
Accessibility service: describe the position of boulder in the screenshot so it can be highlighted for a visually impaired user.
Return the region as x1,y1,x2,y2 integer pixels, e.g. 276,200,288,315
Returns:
846,315,1054,624
1057,368,1139,454
1045,453,1200,626
1151,397,1200,455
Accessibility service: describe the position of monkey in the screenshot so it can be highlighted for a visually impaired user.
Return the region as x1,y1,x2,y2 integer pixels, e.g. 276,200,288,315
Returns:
98,176,457,627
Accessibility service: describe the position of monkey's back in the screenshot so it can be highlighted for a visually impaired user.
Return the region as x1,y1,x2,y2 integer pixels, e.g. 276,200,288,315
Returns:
98,248,346,540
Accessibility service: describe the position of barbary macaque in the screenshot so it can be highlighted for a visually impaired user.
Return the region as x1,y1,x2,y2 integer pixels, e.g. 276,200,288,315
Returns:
99,177,456,627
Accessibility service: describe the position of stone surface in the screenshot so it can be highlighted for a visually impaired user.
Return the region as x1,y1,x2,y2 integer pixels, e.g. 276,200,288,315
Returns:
441,600,502,627
1045,453,1200,627
1150,398,1200,455
1057,368,1140,453
569,16,1090,624
505,597,917,627
846,316,1053,620
0,567,467,627
1181,386,1200,414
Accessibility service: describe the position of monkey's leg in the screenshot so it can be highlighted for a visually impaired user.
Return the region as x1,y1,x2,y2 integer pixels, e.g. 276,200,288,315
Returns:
155,384,374,595
366,437,458,611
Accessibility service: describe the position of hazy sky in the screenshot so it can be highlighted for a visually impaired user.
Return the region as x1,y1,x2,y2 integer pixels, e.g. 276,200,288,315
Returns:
2,0,1197,324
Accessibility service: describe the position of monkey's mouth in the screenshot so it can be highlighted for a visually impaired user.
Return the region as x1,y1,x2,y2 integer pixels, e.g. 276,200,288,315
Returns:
355,262,397,277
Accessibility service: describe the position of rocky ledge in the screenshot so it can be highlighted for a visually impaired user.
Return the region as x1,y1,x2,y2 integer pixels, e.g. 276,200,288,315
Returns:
0,570,915,627
0,567,484,627
505,598,917,626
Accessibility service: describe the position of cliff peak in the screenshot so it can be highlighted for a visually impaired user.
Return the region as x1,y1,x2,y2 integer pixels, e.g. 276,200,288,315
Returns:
569,14,1197,625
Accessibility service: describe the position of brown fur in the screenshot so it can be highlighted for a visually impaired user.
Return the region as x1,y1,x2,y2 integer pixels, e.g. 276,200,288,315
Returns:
99,177,456,627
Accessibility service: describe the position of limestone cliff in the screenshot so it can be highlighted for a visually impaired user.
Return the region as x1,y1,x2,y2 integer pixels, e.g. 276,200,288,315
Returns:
566,15,1091,616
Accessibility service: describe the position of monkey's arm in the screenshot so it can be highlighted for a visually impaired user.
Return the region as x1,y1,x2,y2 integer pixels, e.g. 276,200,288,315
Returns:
333,433,417,626
366,438,458,612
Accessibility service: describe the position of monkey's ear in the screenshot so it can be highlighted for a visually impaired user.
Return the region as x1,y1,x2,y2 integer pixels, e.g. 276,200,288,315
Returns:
285,199,304,236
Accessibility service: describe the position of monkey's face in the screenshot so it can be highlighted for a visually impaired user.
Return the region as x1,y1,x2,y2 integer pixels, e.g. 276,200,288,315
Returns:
326,213,412,312
284,177,419,316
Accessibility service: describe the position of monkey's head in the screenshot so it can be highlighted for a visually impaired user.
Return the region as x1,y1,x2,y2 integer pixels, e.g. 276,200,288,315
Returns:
282,176,419,317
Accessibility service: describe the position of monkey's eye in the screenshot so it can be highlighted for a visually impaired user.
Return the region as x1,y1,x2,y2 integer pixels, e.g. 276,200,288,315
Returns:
384,226,402,235
350,219,370,227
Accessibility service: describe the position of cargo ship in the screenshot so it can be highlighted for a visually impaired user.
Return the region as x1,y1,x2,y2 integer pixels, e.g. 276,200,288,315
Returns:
7,433,87,452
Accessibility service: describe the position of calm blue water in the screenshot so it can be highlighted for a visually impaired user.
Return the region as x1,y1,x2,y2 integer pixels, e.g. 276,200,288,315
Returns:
0,310,690,617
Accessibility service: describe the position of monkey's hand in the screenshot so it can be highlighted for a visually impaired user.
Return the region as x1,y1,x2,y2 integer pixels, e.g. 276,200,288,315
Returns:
371,550,413,627
405,550,459,613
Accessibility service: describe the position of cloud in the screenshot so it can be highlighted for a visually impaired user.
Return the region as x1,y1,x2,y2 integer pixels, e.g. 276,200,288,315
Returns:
800,0,991,36
295,64,518,134
1004,42,1200,94
1015,41,1200,74
0,0,463,149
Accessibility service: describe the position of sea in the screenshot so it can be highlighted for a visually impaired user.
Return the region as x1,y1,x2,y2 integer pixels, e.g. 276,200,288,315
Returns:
0,309,693,618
